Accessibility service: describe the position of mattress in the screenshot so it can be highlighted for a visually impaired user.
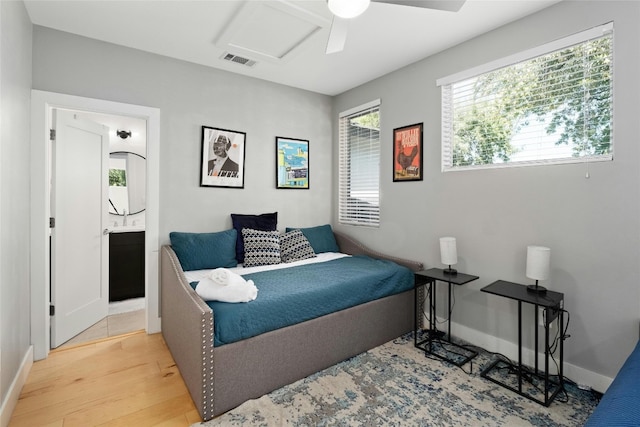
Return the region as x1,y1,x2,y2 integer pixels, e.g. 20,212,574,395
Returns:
188,254,414,346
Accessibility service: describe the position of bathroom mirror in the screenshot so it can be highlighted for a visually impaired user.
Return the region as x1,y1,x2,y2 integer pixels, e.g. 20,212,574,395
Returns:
109,151,146,216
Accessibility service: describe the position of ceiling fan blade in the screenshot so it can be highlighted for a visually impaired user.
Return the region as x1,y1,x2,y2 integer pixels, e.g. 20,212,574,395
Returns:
371,0,466,12
326,16,349,54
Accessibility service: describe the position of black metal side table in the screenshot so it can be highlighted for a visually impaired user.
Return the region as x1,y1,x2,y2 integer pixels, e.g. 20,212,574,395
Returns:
480,280,565,406
414,268,479,367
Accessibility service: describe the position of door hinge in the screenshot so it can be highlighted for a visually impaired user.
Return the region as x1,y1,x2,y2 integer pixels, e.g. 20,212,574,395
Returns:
50,129,56,141
49,217,55,228
50,305,55,316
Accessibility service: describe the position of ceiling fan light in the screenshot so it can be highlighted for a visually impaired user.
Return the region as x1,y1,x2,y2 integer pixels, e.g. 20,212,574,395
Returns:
328,0,370,19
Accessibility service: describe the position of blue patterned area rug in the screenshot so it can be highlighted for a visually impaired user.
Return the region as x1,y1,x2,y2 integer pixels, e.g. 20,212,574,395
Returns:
194,333,599,426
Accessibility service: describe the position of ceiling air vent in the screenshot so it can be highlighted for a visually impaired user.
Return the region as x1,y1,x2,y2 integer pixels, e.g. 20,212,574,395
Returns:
221,52,257,67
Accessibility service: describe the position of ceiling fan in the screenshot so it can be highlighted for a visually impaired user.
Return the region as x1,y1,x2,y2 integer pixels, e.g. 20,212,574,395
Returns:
325,0,466,54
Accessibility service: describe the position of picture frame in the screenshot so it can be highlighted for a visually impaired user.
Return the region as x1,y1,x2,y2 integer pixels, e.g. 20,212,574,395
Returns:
276,136,309,189
393,123,423,182
200,126,246,188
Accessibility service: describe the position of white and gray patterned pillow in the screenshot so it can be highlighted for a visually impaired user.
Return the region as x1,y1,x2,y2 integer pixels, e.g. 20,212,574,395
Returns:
280,229,316,263
242,228,281,267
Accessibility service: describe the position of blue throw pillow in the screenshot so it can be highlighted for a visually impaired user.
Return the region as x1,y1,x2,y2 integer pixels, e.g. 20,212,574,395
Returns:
170,229,238,271
285,224,340,254
231,212,278,263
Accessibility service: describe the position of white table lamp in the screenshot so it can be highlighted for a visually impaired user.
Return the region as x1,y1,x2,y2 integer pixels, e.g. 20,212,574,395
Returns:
440,237,458,275
526,245,550,294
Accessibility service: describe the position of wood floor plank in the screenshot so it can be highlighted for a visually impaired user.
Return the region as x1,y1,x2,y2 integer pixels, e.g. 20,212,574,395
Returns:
9,332,199,427
14,359,162,418
94,394,198,427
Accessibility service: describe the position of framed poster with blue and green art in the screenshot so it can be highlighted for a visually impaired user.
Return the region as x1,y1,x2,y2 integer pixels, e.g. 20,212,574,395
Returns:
276,136,309,189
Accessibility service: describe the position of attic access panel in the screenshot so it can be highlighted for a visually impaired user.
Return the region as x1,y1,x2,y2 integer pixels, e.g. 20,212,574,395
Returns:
216,1,330,64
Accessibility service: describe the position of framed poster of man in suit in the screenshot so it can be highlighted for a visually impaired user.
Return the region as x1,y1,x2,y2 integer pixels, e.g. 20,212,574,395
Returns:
200,126,246,188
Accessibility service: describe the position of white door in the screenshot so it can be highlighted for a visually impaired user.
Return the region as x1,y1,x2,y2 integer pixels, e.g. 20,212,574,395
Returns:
50,110,110,348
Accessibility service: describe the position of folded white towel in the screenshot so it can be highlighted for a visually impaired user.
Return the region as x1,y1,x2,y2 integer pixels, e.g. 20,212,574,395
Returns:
209,268,247,287
195,278,258,303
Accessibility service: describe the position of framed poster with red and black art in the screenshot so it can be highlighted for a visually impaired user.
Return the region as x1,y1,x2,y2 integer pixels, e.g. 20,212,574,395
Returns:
393,123,423,182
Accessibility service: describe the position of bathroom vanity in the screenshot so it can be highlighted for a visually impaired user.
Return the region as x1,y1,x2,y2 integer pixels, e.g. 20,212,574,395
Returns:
109,228,145,301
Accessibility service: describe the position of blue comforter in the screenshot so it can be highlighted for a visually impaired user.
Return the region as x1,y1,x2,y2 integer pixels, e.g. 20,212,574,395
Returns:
194,255,414,347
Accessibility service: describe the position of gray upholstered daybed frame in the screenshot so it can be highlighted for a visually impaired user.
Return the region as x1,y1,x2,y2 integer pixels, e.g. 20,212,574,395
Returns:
160,231,423,421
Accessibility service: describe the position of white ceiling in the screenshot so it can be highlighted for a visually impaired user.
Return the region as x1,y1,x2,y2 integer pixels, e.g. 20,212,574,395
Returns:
24,0,561,96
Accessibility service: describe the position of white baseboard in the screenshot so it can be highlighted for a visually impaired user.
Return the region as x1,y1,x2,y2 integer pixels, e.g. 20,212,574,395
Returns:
426,316,614,394
0,345,33,427
562,359,612,394
147,314,161,334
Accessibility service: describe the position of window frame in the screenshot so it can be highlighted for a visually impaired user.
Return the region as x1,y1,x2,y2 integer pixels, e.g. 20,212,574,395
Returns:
438,22,614,172
338,99,381,228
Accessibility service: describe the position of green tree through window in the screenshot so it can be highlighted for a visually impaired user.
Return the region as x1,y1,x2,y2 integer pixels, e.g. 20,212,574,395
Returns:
109,169,127,187
442,25,613,170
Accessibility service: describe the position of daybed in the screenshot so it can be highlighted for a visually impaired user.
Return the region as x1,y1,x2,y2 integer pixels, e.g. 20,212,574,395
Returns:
584,339,640,426
160,228,423,421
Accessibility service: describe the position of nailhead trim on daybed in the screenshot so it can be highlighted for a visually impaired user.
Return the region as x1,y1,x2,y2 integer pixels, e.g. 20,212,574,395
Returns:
162,246,216,419
201,314,214,419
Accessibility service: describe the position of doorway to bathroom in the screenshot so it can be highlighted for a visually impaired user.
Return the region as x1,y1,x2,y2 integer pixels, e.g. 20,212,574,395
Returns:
30,90,161,360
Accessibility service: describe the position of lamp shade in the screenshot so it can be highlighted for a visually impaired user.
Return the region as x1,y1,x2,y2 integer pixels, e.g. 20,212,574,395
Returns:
526,245,550,281
440,237,458,266
328,0,371,18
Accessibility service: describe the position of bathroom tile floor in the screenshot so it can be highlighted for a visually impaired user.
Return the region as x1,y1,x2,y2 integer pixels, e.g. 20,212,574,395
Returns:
59,298,145,349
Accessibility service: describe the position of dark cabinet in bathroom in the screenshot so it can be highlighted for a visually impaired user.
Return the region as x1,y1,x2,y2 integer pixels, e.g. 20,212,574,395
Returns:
109,231,145,302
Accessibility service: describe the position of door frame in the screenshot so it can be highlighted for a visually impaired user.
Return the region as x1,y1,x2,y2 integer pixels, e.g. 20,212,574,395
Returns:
30,90,161,360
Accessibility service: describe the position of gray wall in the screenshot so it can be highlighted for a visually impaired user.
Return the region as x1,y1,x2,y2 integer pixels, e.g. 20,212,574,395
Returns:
32,27,334,241
1,0,32,406
334,0,640,384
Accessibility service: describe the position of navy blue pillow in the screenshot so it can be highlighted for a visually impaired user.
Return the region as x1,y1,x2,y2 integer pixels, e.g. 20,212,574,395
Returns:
170,229,238,271
285,224,339,254
231,212,278,263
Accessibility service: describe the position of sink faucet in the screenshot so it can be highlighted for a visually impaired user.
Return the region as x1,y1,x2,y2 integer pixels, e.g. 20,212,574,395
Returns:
123,209,128,226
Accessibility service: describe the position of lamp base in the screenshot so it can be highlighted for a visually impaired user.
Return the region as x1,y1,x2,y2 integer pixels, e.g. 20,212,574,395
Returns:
443,267,457,275
526,284,547,294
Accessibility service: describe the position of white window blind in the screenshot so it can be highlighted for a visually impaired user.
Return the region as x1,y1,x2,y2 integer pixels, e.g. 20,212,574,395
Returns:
338,100,381,227
439,22,613,171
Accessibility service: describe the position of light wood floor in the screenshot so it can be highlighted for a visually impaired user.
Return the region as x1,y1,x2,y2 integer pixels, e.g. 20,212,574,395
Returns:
9,331,202,427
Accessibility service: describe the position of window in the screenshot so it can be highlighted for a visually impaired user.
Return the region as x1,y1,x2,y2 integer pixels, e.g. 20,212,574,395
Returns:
438,23,613,171
338,100,381,227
